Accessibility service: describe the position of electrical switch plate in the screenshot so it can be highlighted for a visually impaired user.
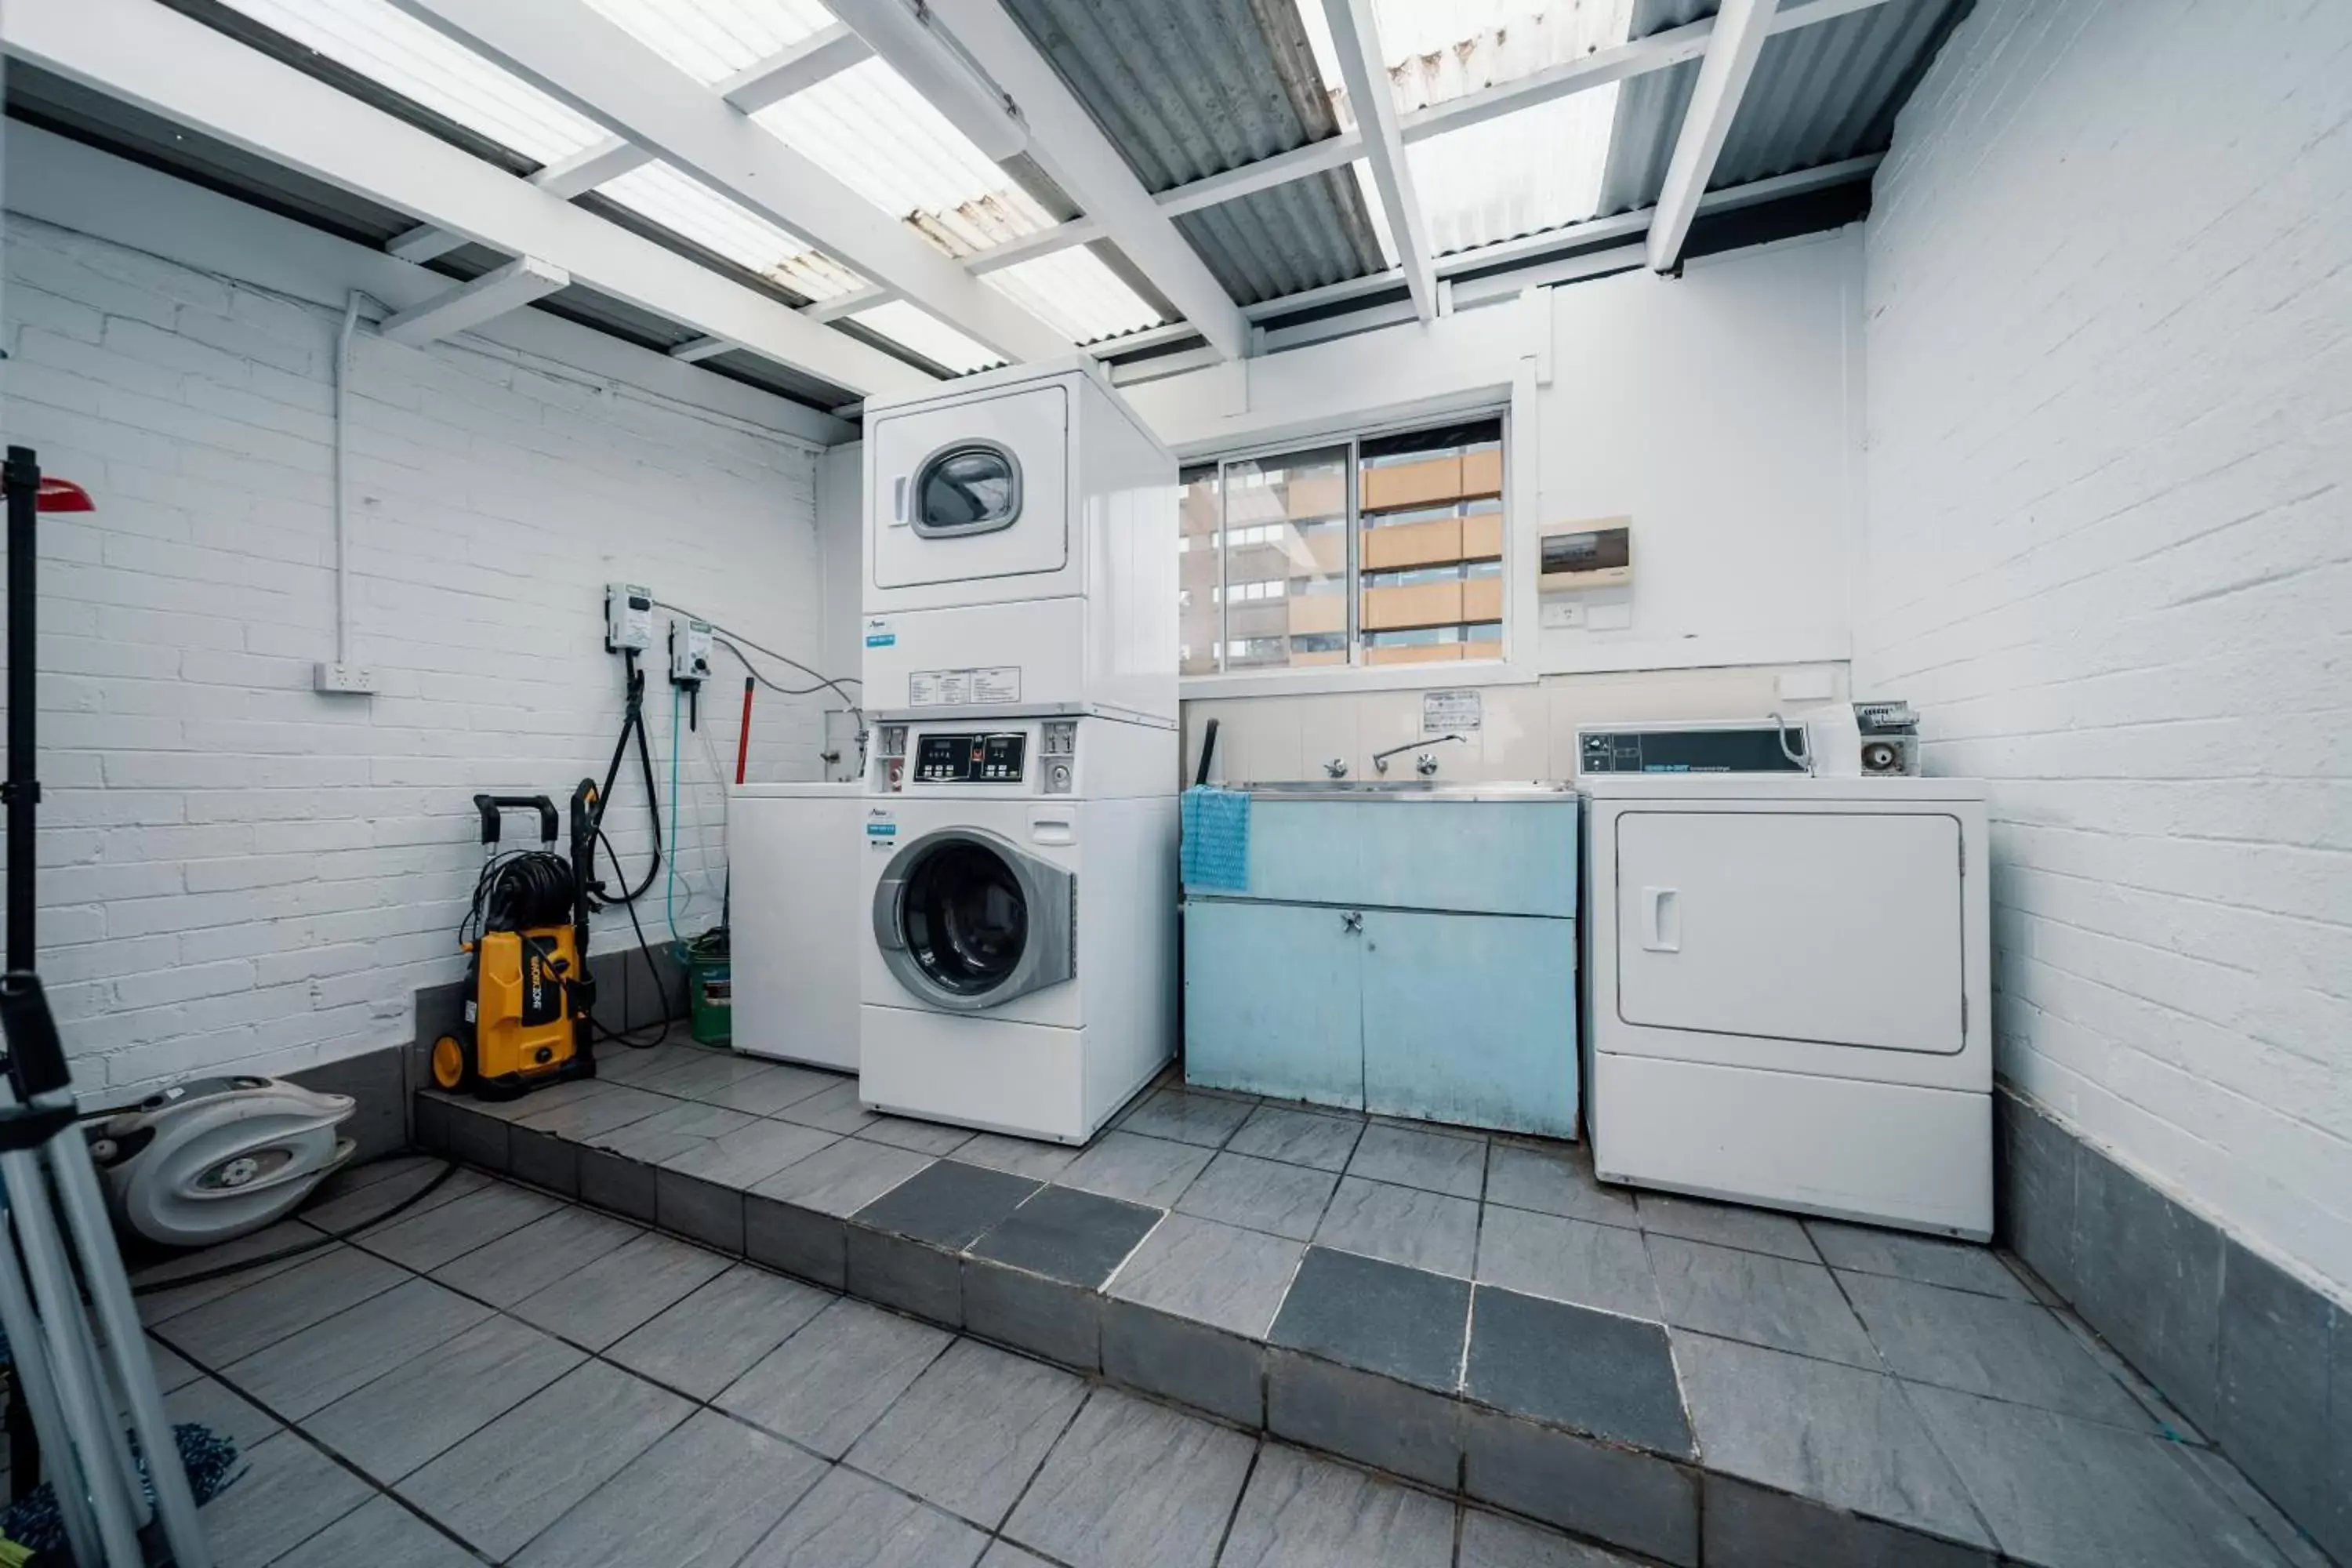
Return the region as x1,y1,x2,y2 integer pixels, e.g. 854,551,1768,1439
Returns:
606,583,654,653
670,617,713,686
312,662,377,695
1541,600,1585,629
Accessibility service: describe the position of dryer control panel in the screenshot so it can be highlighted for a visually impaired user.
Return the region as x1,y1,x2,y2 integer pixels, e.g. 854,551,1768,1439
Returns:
913,732,1027,783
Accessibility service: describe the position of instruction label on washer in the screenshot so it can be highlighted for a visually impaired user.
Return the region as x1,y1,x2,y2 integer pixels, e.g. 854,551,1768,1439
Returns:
1422,688,1483,734
909,666,1022,707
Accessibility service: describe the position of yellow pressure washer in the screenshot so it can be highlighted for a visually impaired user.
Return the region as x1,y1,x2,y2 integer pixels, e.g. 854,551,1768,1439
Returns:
432,784,602,1098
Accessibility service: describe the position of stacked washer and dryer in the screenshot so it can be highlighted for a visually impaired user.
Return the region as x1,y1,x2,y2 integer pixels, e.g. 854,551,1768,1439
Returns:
853,361,1180,1143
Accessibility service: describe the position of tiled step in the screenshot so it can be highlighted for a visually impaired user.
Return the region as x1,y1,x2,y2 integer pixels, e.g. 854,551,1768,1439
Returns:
412,1048,2326,1568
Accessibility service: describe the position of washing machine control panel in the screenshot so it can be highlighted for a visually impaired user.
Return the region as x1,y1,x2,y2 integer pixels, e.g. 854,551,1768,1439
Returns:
914,732,1028,783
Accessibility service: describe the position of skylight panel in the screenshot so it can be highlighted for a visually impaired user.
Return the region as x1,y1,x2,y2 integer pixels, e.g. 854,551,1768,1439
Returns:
754,58,1056,256
982,249,1167,347
576,0,837,84
598,161,868,300
1406,89,1621,254
851,302,1005,376
219,0,606,164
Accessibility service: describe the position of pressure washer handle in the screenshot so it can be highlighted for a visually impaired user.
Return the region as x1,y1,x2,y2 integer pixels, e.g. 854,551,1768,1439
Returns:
474,794,559,848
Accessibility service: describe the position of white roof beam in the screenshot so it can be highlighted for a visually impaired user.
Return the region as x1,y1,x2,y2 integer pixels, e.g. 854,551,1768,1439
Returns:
388,0,1071,365
1648,0,1780,271
669,336,734,363
823,0,1026,161
387,135,654,263
379,255,568,344
1158,132,1363,217
1321,0,1436,321
719,23,873,114
928,0,1249,360
7,0,924,396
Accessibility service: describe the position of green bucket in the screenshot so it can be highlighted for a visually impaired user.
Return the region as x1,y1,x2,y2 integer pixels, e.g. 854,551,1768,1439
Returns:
679,937,731,1046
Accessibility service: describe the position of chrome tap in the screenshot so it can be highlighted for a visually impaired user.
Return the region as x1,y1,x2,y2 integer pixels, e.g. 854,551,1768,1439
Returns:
1323,757,1350,779
1373,733,1467,775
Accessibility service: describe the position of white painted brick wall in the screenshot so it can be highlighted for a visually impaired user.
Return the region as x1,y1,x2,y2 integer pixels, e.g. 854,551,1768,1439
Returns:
1857,0,2352,1296
2,212,843,1096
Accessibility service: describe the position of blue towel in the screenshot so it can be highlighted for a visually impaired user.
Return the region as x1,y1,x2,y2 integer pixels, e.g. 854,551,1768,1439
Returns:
1180,786,1250,892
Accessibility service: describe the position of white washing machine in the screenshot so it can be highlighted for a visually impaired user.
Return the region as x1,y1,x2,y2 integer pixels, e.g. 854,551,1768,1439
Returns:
860,358,1177,726
1581,774,1992,1239
858,715,1177,1142
730,783,863,1071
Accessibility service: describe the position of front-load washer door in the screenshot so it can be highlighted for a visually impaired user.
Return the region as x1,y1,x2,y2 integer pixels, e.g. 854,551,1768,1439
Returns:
873,384,1069,590
872,827,1075,1012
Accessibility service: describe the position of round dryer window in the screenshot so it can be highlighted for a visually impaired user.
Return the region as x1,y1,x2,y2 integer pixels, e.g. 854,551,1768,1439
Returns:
873,828,1073,1011
912,441,1022,536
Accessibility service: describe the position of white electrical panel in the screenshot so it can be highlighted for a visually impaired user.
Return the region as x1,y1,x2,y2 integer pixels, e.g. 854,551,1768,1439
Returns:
606,583,653,653
670,617,713,686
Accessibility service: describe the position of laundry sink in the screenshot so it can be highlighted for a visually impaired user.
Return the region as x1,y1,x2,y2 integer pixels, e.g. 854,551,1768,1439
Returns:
1236,779,1573,801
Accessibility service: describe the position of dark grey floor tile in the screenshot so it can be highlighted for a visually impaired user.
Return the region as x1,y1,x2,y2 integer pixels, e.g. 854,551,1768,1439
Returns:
1477,1205,1661,1319
1004,1388,1255,1568
1462,1407,1700,1567
577,1145,658,1222
154,1244,410,1367
1702,1472,1996,1568
164,1374,281,1454
747,1192,848,1288
1908,1381,2285,1567
1345,1123,1487,1200
663,1116,841,1190
428,1202,640,1307
847,1338,1089,1529
395,1360,690,1561
143,1334,204,1393
1314,1176,1479,1277
1484,1142,1638,1228
695,1061,844,1116
860,1117,979,1157
299,1160,482,1234
2173,1442,2339,1568
657,1167,749,1253
1105,1213,1304,1338
1840,1270,2153,1428
755,1137,936,1216
740,1466,988,1568
1467,1283,1689,1455
717,1297,952,1458
953,1131,1083,1181
594,1041,697,1085
511,1407,825,1568
1220,1442,1454,1568
271,1494,481,1568
1637,1192,1817,1261
511,1083,676,1141
848,1226,964,1326
1177,1151,1338,1240
1675,1332,1988,1549
136,1219,326,1324
304,1315,585,1483
631,1047,778,1101
357,1178,563,1272
1460,1506,1652,1568
969,1184,1161,1287
1806,1219,2030,1299
1265,1348,1461,1490
510,1126,581,1196
855,1160,1041,1249
220,1275,489,1419
963,1258,1100,1371
445,1103,510,1171
1646,1234,1876,1366
597,1099,758,1165
775,1079,884,1135
606,1262,833,1399
1100,1298,1265,1428
1225,1105,1365,1174
1269,1246,1468,1393
978,1544,1053,1568
1053,1130,1214,1207
197,1429,374,1568
1119,1086,1256,1147
510,1228,731,1349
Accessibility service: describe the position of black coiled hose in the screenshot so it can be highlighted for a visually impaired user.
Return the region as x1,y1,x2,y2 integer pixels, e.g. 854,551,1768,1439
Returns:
464,851,576,942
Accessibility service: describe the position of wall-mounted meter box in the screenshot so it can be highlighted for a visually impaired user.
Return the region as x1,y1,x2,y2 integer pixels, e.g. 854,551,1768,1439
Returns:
670,618,713,687
1537,517,1632,592
606,583,653,653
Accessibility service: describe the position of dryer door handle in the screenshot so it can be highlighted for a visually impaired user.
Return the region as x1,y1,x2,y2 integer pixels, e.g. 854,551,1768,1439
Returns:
1640,887,1681,953
892,475,909,526
873,877,907,951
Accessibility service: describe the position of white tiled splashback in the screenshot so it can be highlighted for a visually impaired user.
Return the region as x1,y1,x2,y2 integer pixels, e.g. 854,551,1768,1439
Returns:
1178,663,1850,786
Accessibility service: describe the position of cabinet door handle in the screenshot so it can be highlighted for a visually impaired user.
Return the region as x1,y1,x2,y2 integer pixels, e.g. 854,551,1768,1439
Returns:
1341,911,1363,934
1641,887,1680,953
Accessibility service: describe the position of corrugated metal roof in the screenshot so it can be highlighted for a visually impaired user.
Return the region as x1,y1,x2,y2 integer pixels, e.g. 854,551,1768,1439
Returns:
1598,0,1967,215
1000,0,1386,305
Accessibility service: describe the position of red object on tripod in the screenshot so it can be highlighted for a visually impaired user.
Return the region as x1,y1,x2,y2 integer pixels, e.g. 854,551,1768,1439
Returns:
35,477,93,513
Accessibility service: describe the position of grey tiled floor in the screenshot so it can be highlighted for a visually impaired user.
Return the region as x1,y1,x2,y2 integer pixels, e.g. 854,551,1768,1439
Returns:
385,1039,2328,1568
129,1153,1644,1568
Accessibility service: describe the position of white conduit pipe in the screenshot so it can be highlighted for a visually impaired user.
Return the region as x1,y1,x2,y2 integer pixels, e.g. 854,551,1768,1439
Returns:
332,292,361,666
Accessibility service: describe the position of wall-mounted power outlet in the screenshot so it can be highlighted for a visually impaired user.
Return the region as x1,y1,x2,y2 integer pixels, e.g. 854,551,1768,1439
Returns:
313,662,378,695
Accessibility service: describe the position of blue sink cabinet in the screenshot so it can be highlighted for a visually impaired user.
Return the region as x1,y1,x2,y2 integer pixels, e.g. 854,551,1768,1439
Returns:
1183,793,1580,1138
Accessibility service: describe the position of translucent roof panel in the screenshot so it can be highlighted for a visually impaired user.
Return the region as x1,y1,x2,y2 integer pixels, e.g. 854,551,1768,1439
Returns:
851,301,1005,377
754,58,1056,259
597,161,867,300
982,249,1167,347
1294,0,1633,256
220,0,608,164
577,0,836,85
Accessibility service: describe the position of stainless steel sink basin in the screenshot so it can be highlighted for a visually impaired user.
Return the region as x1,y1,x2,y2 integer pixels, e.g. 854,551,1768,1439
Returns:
1236,779,1572,801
